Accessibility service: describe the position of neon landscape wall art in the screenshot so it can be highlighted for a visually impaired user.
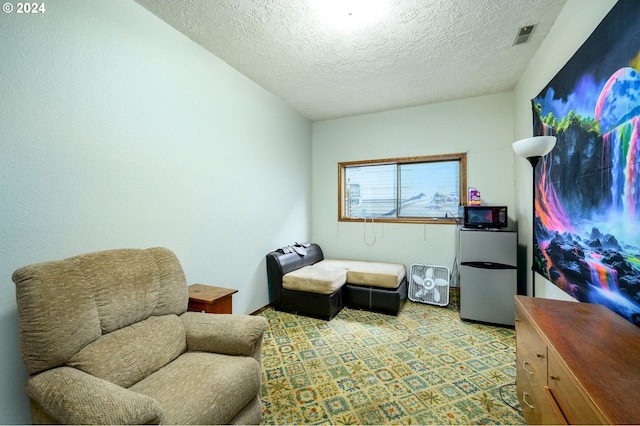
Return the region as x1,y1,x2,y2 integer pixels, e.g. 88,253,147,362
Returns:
532,0,640,326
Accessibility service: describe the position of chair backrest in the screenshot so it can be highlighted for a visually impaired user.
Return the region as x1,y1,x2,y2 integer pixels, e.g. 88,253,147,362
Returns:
266,243,323,304
12,247,189,376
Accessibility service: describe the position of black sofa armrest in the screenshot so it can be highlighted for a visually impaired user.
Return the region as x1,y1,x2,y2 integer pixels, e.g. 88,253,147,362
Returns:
266,243,324,305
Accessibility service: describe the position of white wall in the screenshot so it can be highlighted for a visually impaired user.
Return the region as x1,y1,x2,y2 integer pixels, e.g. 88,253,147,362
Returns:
311,93,514,274
0,0,311,423
513,0,618,298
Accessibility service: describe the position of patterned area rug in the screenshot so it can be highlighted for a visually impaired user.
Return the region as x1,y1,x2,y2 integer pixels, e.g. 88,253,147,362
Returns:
258,301,524,425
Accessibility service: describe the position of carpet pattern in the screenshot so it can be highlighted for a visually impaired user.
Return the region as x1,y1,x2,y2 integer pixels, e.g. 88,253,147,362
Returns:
258,301,524,425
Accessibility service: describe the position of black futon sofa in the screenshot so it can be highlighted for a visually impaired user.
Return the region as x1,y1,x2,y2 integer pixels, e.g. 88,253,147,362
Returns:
266,243,407,320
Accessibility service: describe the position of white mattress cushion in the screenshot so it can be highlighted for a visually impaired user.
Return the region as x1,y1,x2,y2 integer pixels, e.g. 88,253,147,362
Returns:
282,265,347,295
317,259,406,289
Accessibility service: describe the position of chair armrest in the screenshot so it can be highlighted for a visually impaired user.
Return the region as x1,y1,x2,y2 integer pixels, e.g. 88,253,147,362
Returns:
180,312,267,359
24,366,163,424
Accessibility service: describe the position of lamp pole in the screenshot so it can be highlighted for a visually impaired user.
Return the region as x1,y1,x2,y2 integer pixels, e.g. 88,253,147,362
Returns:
528,156,540,297
512,135,556,298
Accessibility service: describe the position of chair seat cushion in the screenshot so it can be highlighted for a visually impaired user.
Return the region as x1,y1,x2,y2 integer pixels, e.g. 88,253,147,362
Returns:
68,315,187,388
282,265,347,294
317,259,405,289
130,352,261,425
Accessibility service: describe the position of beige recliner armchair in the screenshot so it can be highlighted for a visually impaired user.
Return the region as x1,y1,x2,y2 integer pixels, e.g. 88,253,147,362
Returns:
11,247,267,424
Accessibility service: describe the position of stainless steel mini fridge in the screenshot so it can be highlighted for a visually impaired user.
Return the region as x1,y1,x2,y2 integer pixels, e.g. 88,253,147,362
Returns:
456,228,517,326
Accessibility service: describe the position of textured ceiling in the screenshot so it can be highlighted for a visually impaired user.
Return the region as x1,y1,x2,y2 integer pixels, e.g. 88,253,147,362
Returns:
134,0,567,121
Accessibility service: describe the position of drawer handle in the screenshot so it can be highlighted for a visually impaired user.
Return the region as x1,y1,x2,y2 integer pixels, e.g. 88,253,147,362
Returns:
522,361,534,375
536,353,545,358
522,392,535,409
550,374,559,381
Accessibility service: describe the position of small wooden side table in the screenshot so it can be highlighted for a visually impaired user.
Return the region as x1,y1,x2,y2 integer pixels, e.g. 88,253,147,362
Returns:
188,284,238,314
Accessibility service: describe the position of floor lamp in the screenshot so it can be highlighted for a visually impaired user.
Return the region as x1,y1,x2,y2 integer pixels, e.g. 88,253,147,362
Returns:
512,136,557,297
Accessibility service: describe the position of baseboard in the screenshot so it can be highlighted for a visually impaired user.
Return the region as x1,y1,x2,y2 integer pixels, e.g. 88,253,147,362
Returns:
251,304,272,315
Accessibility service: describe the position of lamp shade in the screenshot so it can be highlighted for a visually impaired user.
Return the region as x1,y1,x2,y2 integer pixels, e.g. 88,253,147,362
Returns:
512,136,557,159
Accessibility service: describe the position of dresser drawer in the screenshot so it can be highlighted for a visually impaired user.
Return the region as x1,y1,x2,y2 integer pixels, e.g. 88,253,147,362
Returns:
515,306,547,384
517,366,566,425
517,363,542,425
541,386,568,425
547,350,604,424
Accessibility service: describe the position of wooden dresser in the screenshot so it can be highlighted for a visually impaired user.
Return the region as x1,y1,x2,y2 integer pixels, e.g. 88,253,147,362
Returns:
515,295,640,425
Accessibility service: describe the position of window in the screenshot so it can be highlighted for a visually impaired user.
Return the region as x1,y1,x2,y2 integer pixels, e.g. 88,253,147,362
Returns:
339,153,467,224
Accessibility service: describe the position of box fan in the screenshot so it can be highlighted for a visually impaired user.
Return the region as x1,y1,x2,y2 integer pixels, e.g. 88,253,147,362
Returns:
408,264,450,306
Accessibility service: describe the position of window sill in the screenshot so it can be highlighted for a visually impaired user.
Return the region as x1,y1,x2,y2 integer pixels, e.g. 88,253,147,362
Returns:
338,217,461,225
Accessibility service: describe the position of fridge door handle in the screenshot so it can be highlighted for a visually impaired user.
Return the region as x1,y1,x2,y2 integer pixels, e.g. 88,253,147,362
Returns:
461,261,516,270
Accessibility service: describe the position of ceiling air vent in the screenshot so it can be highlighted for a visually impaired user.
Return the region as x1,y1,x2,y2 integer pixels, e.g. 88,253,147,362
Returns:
513,24,536,45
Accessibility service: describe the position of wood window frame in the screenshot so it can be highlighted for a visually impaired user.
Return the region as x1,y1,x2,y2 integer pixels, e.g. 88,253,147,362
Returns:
338,153,467,224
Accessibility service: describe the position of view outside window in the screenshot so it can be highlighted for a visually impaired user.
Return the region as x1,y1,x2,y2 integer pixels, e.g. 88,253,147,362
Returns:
345,164,395,218
398,161,460,218
340,154,466,224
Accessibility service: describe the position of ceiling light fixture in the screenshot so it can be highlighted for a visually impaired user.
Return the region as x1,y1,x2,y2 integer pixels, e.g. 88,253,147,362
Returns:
310,0,390,33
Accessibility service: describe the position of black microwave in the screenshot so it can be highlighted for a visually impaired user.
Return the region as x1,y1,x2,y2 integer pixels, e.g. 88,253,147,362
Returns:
463,206,508,229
